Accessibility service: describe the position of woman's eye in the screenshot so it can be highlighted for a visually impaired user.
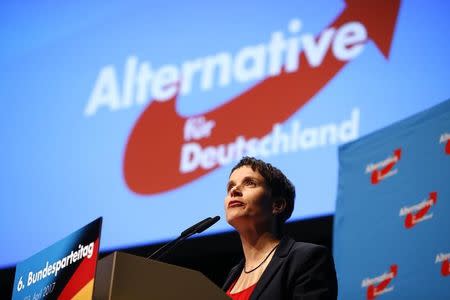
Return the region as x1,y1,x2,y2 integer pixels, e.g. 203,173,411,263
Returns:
245,180,256,186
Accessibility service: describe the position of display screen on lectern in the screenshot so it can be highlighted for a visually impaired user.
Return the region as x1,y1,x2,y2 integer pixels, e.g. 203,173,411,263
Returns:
1,0,449,268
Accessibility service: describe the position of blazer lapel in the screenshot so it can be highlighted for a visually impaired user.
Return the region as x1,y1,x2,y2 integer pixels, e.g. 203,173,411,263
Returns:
222,260,245,291
250,236,295,300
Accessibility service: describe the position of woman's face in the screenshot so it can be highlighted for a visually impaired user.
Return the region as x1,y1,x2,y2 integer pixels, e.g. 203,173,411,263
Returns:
224,166,274,230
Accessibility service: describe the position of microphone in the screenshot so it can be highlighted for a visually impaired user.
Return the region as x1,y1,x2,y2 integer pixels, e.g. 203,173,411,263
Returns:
180,217,212,237
194,216,220,234
180,216,220,237
147,216,220,261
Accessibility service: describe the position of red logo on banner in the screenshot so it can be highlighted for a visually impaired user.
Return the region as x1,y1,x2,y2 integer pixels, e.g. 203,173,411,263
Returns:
435,253,450,277
124,0,401,195
440,133,450,155
365,148,401,185
362,264,398,299
399,192,437,229
442,260,450,276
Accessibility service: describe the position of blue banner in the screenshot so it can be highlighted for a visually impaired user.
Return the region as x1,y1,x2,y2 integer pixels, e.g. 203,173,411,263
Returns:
12,218,102,300
334,100,450,299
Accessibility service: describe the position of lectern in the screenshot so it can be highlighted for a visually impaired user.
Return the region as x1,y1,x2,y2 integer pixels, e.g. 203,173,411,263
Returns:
93,251,229,299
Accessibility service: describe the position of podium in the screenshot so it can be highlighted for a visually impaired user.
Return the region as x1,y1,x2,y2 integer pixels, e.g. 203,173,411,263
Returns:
93,251,230,299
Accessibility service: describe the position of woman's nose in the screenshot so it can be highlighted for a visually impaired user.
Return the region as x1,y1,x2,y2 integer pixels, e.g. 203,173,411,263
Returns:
230,185,242,197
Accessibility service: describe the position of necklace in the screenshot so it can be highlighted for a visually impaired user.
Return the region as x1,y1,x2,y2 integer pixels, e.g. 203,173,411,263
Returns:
243,244,279,274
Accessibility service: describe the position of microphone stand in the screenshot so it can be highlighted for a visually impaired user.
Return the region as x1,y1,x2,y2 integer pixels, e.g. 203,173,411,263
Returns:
147,231,196,261
147,216,220,261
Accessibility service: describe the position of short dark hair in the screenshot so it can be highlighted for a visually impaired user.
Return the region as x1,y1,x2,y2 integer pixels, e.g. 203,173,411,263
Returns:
230,156,295,226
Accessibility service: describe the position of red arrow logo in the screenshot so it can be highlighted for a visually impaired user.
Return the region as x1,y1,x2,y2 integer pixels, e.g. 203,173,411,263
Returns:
446,139,450,155
366,265,398,300
124,0,401,195
404,192,437,229
442,259,450,276
370,148,401,185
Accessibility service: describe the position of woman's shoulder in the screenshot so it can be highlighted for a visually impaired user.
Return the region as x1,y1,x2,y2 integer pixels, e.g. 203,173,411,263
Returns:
280,236,329,254
280,237,333,265
291,240,329,253
281,238,338,299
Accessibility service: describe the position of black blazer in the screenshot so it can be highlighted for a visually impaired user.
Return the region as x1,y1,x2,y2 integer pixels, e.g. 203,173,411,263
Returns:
222,236,338,300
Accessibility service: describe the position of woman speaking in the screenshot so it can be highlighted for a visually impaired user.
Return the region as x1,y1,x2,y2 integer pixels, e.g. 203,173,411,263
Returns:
222,157,337,300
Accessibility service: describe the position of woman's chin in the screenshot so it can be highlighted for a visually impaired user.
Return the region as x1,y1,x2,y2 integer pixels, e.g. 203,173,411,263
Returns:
226,211,246,226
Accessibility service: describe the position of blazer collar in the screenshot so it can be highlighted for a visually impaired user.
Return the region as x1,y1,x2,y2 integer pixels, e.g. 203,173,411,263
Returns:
222,259,244,291
250,236,295,300
222,236,296,298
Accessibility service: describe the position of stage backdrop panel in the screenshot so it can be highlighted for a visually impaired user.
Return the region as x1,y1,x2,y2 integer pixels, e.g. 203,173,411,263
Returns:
334,99,450,299
1,0,450,268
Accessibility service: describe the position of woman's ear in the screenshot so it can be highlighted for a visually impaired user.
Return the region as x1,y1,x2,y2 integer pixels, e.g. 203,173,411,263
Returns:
272,198,287,215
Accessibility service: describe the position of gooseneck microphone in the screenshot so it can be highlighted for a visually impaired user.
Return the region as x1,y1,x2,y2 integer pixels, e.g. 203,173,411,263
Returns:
147,216,220,261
